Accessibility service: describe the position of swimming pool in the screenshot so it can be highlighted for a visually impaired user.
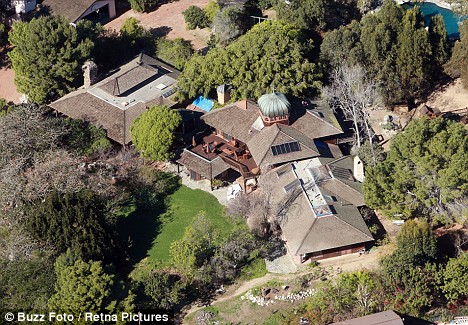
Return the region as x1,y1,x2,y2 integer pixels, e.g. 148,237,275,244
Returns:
402,2,466,38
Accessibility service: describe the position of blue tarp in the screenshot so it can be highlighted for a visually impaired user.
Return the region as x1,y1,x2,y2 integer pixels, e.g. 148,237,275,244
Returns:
193,96,214,112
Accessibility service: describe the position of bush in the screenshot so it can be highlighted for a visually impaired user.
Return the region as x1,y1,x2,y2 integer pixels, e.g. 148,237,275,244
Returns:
155,37,193,70
183,6,209,30
60,118,111,155
128,0,157,12
204,0,220,23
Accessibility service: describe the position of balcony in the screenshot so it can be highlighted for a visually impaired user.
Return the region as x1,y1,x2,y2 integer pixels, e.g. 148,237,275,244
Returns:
190,133,259,178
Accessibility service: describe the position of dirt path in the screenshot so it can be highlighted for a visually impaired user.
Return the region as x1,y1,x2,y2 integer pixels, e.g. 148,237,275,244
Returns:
105,0,211,49
183,251,381,318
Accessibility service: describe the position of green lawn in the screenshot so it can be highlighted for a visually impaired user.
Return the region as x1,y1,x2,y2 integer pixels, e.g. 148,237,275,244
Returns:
145,185,231,262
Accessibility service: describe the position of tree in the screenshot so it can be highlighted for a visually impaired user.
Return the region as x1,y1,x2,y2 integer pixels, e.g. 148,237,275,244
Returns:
379,220,439,316
441,253,468,303
446,21,468,89
130,105,181,161
395,7,432,102
49,253,134,314
428,14,450,76
275,0,327,31
363,118,468,223
8,16,94,103
0,258,55,311
140,271,185,309
205,0,221,23
128,0,157,12
323,64,382,153
155,37,193,70
213,5,247,45
320,21,365,69
25,190,121,262
183,6,209,30
178,20,321,101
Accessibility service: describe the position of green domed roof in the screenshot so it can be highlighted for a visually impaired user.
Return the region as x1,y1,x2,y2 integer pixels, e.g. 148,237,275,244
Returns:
258,92,291,118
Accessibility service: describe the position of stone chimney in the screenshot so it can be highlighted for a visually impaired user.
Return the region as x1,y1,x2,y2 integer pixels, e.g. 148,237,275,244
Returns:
82,61,98,88
216,84,231,104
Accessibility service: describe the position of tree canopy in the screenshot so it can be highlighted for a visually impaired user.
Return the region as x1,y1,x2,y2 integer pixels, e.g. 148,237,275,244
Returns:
155,37,193,70
446,21,468,89
363,118,468,223
131,105,181,161
177,20,321,101
8,16,94,103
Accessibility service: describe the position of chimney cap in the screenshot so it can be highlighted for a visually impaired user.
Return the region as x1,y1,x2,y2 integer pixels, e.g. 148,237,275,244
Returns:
217,84,231,94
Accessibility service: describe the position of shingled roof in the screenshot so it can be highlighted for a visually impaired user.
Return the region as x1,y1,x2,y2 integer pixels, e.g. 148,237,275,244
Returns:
41,0,98,22
49,54,180,144
266,158,373,257
177,149,230,179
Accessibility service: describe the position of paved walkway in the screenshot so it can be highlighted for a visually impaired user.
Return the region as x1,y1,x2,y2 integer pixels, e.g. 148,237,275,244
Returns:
265,253,297,274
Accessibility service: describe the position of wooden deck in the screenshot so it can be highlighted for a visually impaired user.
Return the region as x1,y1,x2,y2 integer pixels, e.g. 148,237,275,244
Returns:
190,133,258,177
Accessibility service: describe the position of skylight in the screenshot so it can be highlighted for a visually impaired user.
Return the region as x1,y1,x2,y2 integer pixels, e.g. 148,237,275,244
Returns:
271,141,301,156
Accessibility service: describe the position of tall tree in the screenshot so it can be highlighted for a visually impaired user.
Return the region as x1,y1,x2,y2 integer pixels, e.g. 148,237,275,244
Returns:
363,118,468,223
323,64,382,153
396,7,432,102
446,21,468,89
130,105,181,161
275,0,327,31
49,253,134,313
441,253,468,304
8,16,94,103
155,37,193,70
178,20,321,100
212,5,248,45
428,14,450,76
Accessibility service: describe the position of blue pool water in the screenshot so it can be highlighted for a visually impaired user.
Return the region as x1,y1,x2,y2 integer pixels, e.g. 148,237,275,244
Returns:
402,2,466,38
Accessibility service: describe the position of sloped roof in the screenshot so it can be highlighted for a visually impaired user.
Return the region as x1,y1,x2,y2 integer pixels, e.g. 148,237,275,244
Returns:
266,160,373,256
41,0,98,22
331,310,404,325
177,149,230,179
49,54,180,145
247,124,319,169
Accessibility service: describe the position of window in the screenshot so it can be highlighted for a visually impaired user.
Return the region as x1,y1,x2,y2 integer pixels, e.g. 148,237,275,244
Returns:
271,141,301,156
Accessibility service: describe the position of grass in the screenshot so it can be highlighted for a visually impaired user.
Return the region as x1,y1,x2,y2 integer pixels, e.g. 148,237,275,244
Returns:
238,257,268,281
143,185,231,263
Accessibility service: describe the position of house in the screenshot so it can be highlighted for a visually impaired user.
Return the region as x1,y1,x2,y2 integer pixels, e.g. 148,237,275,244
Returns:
177,92,350,187
49,54,181,145
265,157,373,263
40,0,116,24
177,91,373,262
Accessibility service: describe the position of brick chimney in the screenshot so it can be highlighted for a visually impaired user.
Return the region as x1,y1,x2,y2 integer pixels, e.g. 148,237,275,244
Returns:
82,61,98,88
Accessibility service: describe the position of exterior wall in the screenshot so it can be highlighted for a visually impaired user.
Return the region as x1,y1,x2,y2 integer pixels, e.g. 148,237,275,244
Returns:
289,243,368,264
13,0,36,14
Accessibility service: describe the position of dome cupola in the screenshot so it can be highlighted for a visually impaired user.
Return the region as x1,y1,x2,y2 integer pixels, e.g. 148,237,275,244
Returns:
258,92,291,126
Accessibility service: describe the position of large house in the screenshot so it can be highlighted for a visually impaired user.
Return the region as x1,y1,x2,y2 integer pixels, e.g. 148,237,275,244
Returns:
178,92,350,186
50,54,180,144
40,0,116,23
177,91,373,262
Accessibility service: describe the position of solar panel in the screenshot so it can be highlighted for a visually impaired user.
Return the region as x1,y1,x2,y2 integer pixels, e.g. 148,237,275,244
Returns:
162,87,176,98
271,141,301,156
283,179,301,193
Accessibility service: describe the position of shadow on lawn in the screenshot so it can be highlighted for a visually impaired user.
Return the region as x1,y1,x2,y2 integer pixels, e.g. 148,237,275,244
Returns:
116,172,180,264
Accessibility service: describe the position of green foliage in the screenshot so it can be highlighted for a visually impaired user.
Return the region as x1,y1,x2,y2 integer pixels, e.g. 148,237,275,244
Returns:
139,271,185,309
178,20,321,100
0,258,55,311
155,37,193,70
205,0,220,23
120,17,153,52
441,253,468,303
49,254,134,313
0,22,5,45
276,0,327,31
428,14,450,76
130,105,181,161
320,20,364,69
0,98,11,116
357,141,385,167
26,190,121,262
8,16,94,103
446,21,468,89
213,5,248,45
128,0,157,12
395,7,432,101
183,5,209,30
120,17,146,39
363,118,468,222
60,118,111,155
